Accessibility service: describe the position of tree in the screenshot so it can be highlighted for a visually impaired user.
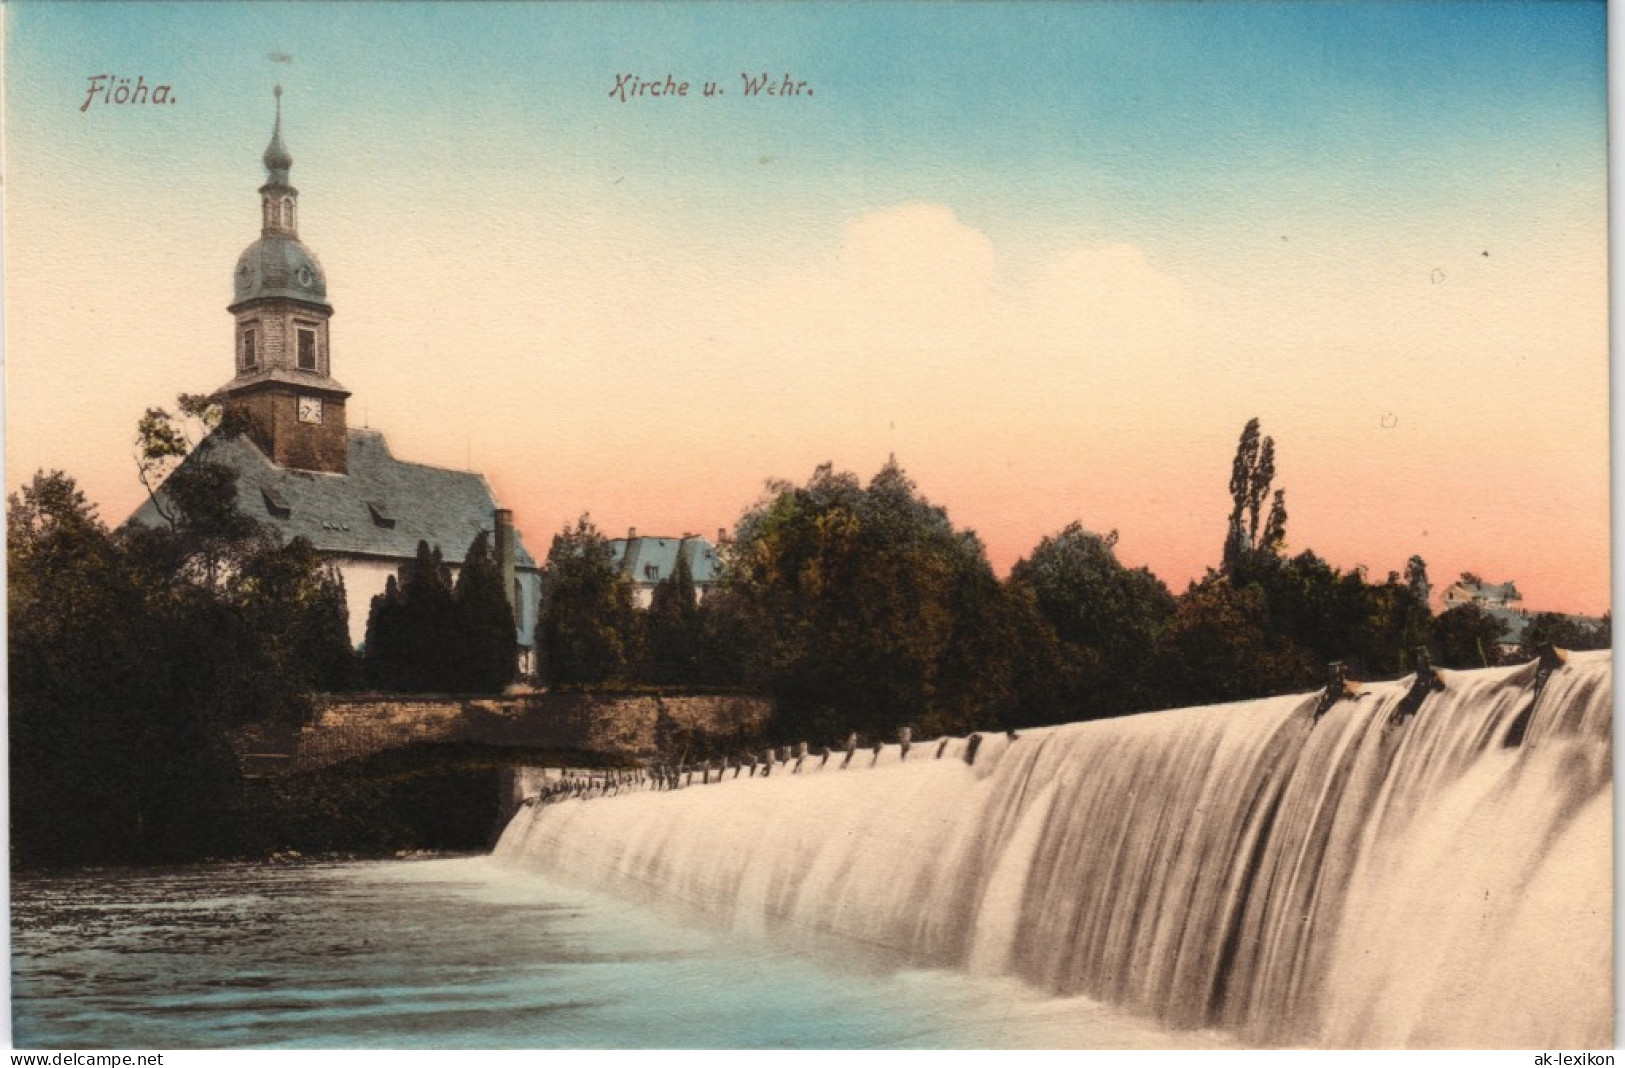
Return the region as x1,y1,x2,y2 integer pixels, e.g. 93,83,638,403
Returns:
1260,490,1288,556
640,544,703,685
135,394,258,543
362,541,460,692
1223,418,1288,577
1152,577,1317,707
1346,569,1434,677
1008,523,1175,720
9,470,243,864
1432,603,1507,669
721,459,1007,741
363,574,408,689
452,531,518,693
1405,555,1432,608
539,516,638,686
1518,612,1611,658
225,536,360,718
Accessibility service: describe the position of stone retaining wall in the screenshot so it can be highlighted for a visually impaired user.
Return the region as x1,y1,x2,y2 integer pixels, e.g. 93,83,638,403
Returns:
271,691,773,773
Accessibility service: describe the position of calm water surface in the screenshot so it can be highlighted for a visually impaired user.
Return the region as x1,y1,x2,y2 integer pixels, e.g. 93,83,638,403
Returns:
11,856,1227,1049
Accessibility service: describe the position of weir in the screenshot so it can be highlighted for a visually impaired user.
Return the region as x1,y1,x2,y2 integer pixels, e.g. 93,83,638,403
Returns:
493,651,1613,1048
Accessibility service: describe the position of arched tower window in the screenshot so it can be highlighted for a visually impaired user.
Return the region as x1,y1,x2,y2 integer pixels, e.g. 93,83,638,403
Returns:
296,324,319,371
240,325,258,371
281,196,295,229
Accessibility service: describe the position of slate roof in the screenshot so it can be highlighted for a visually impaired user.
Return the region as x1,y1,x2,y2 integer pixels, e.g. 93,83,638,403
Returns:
128,428,537,569
232,232,330,310
607,535,722,586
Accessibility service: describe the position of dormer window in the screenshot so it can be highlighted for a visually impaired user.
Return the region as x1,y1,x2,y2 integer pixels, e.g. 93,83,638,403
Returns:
297,325,318,371
644,564,659,581
260,484,292,520
240,326,258,371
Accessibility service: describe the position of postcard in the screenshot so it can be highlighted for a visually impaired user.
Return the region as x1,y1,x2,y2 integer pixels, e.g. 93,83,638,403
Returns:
5,0,1611,1053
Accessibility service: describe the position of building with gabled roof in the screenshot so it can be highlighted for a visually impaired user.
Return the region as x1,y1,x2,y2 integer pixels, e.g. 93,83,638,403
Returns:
607,530,724,608
128,87,542,671
1442,578,1523,611
1440,576,1528,655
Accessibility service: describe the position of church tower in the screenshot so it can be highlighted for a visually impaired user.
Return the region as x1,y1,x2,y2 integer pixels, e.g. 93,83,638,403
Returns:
221,86,350,474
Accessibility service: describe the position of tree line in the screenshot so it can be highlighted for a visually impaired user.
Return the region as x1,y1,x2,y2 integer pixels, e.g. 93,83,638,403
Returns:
9,456,357,865
538,420,1609,745
10,405,1609,863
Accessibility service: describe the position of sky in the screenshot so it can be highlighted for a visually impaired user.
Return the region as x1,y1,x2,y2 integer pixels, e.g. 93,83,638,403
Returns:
3,1,1610,614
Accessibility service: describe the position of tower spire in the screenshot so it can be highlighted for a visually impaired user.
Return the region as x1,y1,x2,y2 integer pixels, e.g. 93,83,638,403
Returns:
258,85,297,237
262,84,293,186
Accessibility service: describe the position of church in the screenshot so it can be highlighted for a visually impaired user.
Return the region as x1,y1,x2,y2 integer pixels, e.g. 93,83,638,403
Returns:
131,88,544,672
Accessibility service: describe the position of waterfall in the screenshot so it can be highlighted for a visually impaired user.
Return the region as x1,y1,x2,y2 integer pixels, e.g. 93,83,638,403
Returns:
493,651,1612,1048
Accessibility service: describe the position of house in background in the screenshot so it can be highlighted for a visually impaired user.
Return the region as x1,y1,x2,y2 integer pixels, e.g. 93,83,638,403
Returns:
1441,577,1523,612
607,529,725,608
130,88,544,673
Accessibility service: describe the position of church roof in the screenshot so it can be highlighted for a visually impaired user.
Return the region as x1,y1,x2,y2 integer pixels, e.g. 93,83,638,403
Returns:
129,428,538,569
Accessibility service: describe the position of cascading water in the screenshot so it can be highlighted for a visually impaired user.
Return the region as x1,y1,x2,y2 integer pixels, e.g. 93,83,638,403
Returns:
493,651,1612,1048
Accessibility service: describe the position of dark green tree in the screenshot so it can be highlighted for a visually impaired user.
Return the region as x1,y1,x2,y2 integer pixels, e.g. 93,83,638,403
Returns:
539,516,638,685
362,574,408,689
721,459,1007,741
1007,523,1175,720
1151,577,1317,707
362,541,459,692
9,471,243,865
640,545,703,685
1518,612,1611,658
1432,603,1507,669
452,531,518,693
226,536,360,718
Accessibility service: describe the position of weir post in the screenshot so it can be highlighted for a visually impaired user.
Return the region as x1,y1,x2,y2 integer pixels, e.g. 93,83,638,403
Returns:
1314,661,1365,722
761,749,775,777
1390,647,1445,726
1503,643,1569,748
936,738,950,759
964,733,983,766
793,741,809,773
899,727,912,761
841,733,858,769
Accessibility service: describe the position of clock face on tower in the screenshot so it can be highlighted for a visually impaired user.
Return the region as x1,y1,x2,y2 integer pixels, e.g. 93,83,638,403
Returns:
297,395,323,424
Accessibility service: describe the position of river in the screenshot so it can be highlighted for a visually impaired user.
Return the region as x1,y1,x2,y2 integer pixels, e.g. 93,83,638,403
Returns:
10,856,1232,1049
